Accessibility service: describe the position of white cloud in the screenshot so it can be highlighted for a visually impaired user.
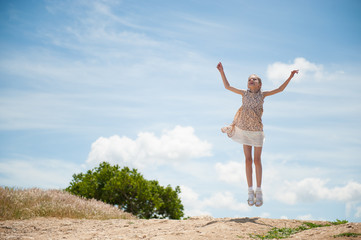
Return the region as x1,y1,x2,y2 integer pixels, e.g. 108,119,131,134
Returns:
330,182,361,202
202,191,249,212
86,126,212,169
215,161,244,184
260,212,271,218
180,185,200,204
355,206,361,218
180,185,250,217
297,214,313,220
275,178,361,205
44,0,155,51
345,202,361,219
180,185,212,217
267,57,324,85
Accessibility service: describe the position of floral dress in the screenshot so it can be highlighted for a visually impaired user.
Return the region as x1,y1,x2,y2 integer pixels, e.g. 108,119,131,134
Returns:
221,89,265,147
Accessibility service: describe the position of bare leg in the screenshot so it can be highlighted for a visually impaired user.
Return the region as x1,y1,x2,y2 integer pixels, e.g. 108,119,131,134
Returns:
243,145,253,188
254,146,263,188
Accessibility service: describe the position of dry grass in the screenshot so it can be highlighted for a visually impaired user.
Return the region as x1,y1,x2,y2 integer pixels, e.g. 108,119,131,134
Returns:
0,187,135,220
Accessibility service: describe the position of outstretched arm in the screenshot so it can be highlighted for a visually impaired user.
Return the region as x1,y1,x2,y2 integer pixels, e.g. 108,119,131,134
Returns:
263,70,299,97
217,62,244,95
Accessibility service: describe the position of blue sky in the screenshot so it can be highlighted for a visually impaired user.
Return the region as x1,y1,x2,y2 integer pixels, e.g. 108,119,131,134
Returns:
1,0,361,221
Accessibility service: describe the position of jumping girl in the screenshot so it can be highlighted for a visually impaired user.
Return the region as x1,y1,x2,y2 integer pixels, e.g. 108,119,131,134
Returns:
217,62,298,207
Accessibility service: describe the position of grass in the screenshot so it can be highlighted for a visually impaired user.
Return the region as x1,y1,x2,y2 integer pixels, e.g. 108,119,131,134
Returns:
334,232,361,238
0,187,135,220
250,219,349,239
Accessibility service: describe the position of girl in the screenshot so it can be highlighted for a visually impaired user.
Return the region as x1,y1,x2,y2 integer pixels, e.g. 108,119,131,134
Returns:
217,62,298,207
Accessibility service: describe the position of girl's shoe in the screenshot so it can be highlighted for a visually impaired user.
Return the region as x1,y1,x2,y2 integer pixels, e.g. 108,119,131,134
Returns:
247,190,255,206
255,189,263,207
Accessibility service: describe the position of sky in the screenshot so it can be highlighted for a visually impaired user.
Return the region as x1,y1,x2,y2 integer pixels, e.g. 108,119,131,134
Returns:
0,0,361,222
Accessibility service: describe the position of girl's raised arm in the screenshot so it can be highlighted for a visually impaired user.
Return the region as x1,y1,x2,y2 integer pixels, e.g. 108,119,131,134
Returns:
263,70,299,97
217,62,245,96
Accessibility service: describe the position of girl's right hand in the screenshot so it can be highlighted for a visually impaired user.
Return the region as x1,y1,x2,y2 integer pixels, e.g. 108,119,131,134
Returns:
217,62,223,72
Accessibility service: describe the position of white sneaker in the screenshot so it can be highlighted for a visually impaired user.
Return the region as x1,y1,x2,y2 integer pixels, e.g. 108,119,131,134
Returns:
247,190,255,206
255,189,263,207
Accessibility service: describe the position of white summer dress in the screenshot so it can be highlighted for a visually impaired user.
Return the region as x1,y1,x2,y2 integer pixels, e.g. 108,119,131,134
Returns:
221,89,265,147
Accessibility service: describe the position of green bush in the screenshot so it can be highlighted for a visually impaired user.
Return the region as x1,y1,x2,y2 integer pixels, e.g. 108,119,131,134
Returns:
66,162,184,219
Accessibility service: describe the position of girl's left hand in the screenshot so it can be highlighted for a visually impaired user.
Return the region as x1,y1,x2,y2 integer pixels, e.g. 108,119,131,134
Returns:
291,70,299,77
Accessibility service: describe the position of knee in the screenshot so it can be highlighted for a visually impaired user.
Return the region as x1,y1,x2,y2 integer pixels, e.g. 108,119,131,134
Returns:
245,157,253,163
254,157,262,166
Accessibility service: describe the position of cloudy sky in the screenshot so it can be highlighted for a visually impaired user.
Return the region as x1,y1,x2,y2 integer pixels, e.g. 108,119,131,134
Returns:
1,0,361,221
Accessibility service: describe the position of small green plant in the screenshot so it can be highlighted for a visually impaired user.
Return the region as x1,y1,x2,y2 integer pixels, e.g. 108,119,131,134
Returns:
334,232,361,238
330,219,348,225
250,220,349,239
251,227,297,239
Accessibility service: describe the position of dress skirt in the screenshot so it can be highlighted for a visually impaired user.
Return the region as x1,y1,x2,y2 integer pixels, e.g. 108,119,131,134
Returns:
221,125,265,147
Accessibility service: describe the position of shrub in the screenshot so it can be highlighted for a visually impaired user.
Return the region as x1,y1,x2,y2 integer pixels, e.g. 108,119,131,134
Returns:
66,162,184,219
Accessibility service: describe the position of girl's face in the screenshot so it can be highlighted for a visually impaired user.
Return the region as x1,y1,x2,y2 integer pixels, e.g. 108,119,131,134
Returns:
248,75,262,91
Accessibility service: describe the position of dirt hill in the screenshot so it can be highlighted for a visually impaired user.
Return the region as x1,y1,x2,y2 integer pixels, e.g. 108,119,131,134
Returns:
1,216,360,240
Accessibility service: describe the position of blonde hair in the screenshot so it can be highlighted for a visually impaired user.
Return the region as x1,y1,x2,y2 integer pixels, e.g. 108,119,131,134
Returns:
248,74,262,84
248,74,262,92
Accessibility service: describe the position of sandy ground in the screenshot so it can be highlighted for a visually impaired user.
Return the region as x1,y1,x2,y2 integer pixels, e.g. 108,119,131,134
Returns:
1,216,360,240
